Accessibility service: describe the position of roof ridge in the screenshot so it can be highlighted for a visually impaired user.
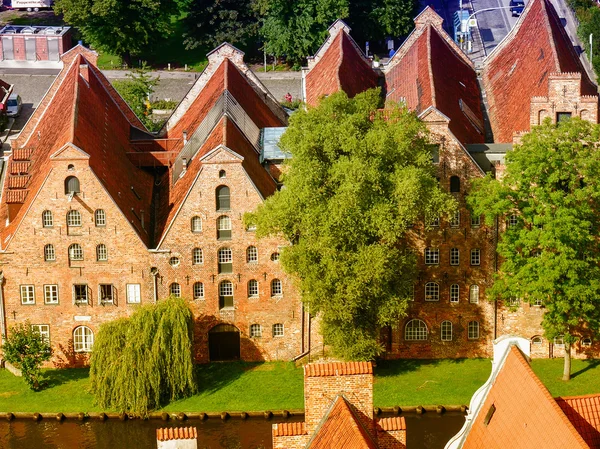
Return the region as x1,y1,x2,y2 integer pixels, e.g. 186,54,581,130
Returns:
539,0,561,73
336,29,344,93
68,56,81,145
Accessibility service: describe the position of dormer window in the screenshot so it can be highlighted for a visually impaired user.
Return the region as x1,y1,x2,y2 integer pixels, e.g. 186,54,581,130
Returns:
65,176,80,195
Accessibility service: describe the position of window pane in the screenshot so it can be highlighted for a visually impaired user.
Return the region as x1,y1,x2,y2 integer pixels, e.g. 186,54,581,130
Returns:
74,326,93,352
191,216,202,232
425,248,439,265
450,248,459,266
450,211,460,227
44,285,58,304
425,282,439,301
471,214,481,227
470,249,481,266
96,244,107,261
218,248,233,274
250,324,262,338
170,283,181,298
67,210,81,227
42,210,53,227
219,281,233,308
99,284,113,304
193,282,204,300
273,323,284,337
216,186,230,210
44,244,55,261
69,244,83,261
217,215,232,240
126,284,141,303
468,321,480,339
405,319,428,341
248,280,259,297
450,284,459,303
271,279,282,296
470,285,479,303
441,321,453,341
20,285,35,304
31,324,50,344
95,209,106,226
247,246,258,263
193,248,203,265
74,284,88,304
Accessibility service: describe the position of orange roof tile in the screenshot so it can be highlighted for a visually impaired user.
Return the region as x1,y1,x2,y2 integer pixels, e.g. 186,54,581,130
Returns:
306,396,377,449
377,416,406,431
304,361,373,377
556,394,600,448
305,23,379,107
482,0,597,142
463,345,589,449
156,427,198,441
272,422,307,437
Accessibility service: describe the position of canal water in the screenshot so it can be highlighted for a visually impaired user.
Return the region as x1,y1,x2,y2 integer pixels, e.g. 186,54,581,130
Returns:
0,412,465,448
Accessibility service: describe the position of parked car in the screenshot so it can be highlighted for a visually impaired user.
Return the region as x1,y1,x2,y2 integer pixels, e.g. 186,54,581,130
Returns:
510,0,525,16
6,93,22,117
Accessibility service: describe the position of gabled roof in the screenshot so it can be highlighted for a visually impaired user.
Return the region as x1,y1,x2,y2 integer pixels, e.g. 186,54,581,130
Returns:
482,0,598,142
0,53,155,248
461,345,589,449
306,395,377,449
383,7,484,144
305,20,379,106
556,394,600,448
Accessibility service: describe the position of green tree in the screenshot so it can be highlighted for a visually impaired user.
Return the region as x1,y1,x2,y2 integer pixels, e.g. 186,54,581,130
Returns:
247,90,454,360
347,0,418,46
468,118,600,381
113,63,160,132
577,7,600,76
54,0,181,64
182,0,259,50
2,322,52,391
256,0,349,64
89,296,196,415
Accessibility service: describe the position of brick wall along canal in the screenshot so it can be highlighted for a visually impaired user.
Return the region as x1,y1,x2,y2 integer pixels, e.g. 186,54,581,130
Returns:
0,413,465,448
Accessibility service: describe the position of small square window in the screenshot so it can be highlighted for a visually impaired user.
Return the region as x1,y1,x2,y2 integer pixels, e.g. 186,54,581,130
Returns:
425,248,439,265
273,323,284,337
126,284,141,304
44,285,58,304
20,285,35,304
250,324,262,338
425,282,440,301
31,324,50,344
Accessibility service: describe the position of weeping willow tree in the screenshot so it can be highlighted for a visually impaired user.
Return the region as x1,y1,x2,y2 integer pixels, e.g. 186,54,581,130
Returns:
89,297,196,415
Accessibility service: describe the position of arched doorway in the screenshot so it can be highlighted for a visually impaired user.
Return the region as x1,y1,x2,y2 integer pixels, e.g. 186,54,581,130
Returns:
209,324,240,361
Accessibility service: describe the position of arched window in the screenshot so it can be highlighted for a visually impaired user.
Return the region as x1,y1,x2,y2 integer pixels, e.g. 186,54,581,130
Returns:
271,252,280,262
246,246,258,263
96,244,107,261
450,284,459,303
73,326,93,352
271,279,282,296
95,209,106,227
170,283,181,298
425,282,439,301
191,216,202,233
68,244,83,261
193,282,204,300
65,176,80,195
531,335,543,346
468,321,480,339
441,321,453,341
66,210,81,227
44,244,55,261
219,280,233,309
250,324,261,337
450,176,460,193
42,210,53,228
582,338,592,347
216,185,230,211
217,215,232,240
192,248,203,265
469,285,479,303
554,335,565,347
219,170,226,179
405,319,428,341
218,248,232,274
248,280,259,297
273,323,284,337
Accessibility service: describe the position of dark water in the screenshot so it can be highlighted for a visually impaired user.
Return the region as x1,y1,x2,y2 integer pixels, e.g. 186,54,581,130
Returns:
0,413,465,449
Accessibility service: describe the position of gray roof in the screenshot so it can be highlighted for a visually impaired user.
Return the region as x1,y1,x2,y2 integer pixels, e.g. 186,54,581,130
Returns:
260,127,290,162
467,143,513,173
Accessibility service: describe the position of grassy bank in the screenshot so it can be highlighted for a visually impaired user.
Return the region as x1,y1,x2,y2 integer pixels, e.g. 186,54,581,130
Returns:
1,358,599,413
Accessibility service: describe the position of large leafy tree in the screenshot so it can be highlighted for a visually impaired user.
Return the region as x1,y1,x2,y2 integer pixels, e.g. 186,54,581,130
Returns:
113,63,160,131
182,0,259,50
54,0,181,64
248,90,454,360
256,0,349,64
469,118,600,381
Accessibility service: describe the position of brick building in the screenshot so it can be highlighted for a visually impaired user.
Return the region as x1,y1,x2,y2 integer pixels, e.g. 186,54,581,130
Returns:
301,0,599,360
0,25,72,63
272,361,406,449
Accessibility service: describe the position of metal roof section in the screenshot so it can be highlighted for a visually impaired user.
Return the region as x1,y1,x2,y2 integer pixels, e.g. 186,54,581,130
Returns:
260,127,290,162
0,25,70,36
467,143,512,172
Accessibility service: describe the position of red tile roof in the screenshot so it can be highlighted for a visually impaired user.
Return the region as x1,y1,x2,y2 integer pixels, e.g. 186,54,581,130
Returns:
156,427,198,441
306,395,377,449
377,416,406,431
556,394,600,448
272,422,307,437
384,9,484,144
463,345,589,449
304,361,373,378
482,0,597,142
305,22,379,107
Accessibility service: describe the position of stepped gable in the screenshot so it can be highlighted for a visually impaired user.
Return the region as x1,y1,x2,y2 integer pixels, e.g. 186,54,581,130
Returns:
164,43,286,145
304,19,379,107
482,0,598,143
462,345,589,449
556,394,600,448
0,54,155,249
306,395,378,449
383,6,484,144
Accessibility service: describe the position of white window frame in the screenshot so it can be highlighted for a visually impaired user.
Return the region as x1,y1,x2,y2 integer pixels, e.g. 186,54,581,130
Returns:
193,282,204,300
170,283,181,298
425,248,440,265
271,252,280,262
470,249,481,266
248,279,259,298
96,244,108,261
273,323,284,337
582,338,592,347
126,284,141,304
250,324,262,338
191,216,202,233
99,284,114,305
95,209,106,227
405,319,428,341
425,282,439,301
531,335,543,346
192,248,203,265
508,214,518,228
554,335,565,348
44,284,58,304
31,324,50,344
69,244,83,261
429,217,440,227
217,215,232,240
441,321,453,341
468,321,480,340
469,284,480,303
471,214,481,227
450,248,459,266
73,326,93,352
271,279,283,297
450,284,459,303
169,256,180,267
42,210,53,228
20,285,35,304
66,210,81,227
246,246,258,263
44,244,55,262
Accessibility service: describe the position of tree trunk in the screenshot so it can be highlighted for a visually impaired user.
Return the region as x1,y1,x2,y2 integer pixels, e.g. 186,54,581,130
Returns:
562,342,571,381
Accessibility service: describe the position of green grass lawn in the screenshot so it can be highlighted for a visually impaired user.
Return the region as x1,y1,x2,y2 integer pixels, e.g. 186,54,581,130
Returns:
1,358,600,413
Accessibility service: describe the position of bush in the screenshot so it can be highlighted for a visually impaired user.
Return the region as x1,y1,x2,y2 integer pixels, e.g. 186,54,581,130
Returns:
151,99,178,110
2,322,52,391
89,297,196,415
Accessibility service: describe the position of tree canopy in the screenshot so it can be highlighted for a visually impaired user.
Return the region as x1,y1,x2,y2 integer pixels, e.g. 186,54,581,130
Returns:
112,63,160,131
468,118,600,380
89,296,196,415
54,0,181,63
248,89,454,360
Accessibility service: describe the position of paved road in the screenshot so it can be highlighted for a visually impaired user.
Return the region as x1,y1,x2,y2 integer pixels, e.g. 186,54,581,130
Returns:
470,0,518,56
